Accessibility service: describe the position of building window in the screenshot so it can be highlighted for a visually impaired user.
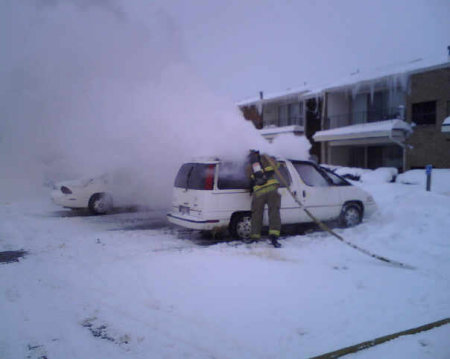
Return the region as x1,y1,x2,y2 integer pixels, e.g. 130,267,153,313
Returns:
412,101,436,125
278,102,303,127
278,104,289,126
368,92,389,123
351,91,397,124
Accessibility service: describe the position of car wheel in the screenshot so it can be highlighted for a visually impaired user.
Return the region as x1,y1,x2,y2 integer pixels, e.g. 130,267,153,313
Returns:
229,213,252,242
339,203,362,228
88,193,113,215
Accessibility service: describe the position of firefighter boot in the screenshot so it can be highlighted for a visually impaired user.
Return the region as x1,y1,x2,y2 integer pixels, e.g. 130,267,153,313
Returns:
269,234,281,248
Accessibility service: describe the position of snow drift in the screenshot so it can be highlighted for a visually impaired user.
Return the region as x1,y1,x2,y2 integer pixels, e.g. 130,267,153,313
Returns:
1,168,449,358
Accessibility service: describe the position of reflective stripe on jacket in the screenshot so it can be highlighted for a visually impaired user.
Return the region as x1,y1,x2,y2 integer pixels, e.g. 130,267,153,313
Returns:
253,179,279,194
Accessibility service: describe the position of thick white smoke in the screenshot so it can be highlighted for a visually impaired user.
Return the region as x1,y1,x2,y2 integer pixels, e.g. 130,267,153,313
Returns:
0,0,310,206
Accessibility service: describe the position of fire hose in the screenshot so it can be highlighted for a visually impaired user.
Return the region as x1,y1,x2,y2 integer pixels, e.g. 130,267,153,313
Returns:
263,155,415,270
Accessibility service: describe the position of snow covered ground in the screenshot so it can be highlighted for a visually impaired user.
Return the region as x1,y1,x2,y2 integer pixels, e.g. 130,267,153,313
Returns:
1,171,449,359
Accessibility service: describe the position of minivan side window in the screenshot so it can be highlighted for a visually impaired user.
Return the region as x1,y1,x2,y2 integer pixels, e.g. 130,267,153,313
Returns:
292,162,329,187
217,162,251,190
174,163,216,190
217,161,291,190
275,162,291,188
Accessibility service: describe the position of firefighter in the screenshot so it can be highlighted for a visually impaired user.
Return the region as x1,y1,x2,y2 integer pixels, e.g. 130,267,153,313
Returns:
247,150,282,248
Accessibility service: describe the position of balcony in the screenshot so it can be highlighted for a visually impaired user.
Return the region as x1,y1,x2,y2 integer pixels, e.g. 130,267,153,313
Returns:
264,116,304,128
325,107,405,130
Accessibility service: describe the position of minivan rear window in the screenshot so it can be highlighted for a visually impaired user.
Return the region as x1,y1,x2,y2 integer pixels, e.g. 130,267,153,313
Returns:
174,163,216,190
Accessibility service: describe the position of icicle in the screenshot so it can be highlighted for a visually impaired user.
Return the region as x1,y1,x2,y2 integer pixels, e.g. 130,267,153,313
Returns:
315,94,320,115
369,81,375,104
352,83,360,99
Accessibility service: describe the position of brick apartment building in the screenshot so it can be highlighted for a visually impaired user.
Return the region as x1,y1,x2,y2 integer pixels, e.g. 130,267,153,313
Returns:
238,56,450,171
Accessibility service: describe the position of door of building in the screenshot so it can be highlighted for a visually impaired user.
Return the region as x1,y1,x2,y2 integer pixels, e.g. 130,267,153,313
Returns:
349,147,365,168
367,146,384,169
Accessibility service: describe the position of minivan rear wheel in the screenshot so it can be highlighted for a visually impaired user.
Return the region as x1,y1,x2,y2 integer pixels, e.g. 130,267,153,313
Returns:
229,213,252,242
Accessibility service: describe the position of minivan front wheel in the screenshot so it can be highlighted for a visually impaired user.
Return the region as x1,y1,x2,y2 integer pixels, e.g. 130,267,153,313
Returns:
339,203,362,228
229,213,252,242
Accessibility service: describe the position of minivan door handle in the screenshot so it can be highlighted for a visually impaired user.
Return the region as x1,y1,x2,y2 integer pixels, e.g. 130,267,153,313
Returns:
302,190,306,198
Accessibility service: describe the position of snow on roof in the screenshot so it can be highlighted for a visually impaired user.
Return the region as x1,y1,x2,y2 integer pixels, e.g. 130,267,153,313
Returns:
237,56,450,106
313,119,412,142
319,56,449,93
236,88,310,107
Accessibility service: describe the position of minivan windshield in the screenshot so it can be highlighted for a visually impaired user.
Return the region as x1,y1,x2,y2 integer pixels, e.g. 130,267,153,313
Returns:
174,163,216,190
321,167,351,186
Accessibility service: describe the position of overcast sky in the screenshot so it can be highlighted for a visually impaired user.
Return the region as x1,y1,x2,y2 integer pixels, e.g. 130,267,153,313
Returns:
2,0,449,100
157,0,450,101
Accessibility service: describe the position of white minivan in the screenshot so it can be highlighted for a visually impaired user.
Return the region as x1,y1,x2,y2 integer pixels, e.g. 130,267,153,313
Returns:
167,157,377,239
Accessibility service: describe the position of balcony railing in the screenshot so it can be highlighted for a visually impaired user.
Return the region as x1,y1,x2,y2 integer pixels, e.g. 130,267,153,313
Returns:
264,116,304,128
325,107,405,130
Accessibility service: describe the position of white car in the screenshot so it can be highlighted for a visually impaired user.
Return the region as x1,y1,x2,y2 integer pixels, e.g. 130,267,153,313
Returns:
51,175,114,214
167,157,377,239
50,168,146,214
